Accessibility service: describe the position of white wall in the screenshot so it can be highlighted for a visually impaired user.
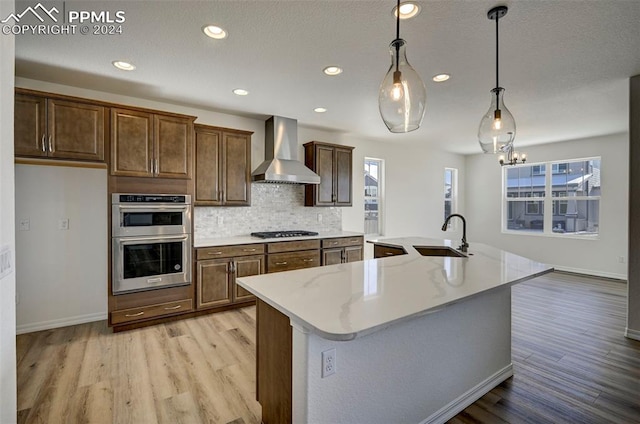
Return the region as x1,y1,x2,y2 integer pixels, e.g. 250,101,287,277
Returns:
15,165,107,333
0,0,17,421
465,133,628,279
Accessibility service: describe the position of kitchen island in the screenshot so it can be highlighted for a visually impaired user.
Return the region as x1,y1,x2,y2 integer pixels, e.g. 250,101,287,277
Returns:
237,237,553,424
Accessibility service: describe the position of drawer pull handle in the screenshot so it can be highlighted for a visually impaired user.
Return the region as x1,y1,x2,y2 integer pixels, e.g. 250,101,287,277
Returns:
164,305,182,311
385,252,395,256
208,251,223,255
125,311,144,317
303,258,314,262
243,248,256,252
147,277,162,283
331,241,338,245
275,261,288,265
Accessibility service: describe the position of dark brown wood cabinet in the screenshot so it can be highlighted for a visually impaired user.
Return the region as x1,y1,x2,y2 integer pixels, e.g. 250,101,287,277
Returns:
266,239,321,273
321,236,364,265
111,108,194,179
15,93,105,161
304,141,354,206
195,244,266,309
194,124,253,206
373,244,407,258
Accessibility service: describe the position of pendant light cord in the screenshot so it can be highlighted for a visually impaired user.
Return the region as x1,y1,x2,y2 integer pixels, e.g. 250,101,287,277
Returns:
495,12,499,89
395,0,400,72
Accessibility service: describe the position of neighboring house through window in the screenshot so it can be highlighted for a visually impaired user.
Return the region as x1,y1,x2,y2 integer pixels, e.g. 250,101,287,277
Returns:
503,157,601,236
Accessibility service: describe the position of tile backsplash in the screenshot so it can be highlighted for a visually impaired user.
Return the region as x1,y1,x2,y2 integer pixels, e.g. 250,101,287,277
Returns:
194,184,342,240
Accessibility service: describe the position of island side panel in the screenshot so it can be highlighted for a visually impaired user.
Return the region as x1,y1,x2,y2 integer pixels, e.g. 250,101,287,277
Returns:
256,299,292,424
294,287,513,424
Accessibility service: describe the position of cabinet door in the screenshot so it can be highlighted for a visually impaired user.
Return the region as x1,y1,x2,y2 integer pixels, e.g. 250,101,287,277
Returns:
334,147,353,206
322,248,343,266
233,255,265,302
111,108,154,177
195,127,222,204
155,115,193,179
48,99,105,161
14,94,46,157
222,132,251,205
315,145,336,205
197,259,232,309
344,246,363,263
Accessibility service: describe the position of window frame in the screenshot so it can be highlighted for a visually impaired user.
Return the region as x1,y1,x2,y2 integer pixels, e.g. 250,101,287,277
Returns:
444,168,458,230
364,157,384,236
502,156,601,239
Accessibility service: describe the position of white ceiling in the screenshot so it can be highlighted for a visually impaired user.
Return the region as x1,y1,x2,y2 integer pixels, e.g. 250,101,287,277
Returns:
13,0,640,154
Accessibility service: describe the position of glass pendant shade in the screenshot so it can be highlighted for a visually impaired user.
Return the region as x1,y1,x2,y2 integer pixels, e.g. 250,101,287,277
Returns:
378,39,426,133
478,87,516,153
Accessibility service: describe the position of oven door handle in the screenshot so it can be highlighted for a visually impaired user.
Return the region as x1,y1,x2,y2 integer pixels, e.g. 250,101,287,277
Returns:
115,204,190,211
115,234,190,244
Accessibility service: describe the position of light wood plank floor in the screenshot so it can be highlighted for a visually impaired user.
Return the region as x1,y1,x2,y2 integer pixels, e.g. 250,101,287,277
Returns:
16,272,640,424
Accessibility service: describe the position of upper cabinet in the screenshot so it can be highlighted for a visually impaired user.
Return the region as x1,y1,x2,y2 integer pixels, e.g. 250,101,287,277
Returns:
194,124,253,206
111,108,195,179
303,141,354,207
15,93,105,162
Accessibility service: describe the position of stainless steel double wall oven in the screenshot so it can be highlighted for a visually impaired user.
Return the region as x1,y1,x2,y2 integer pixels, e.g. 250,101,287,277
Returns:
111,194,192,294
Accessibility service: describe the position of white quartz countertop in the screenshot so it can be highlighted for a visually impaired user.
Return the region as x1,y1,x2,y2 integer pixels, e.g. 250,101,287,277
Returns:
194,231,363,248
236,237,553,341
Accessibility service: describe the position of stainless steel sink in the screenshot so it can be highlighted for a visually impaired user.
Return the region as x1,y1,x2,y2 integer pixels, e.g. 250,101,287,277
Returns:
413,246,467,258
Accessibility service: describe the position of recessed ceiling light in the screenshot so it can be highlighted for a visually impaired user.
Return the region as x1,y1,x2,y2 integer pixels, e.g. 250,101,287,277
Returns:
394,2,421,19
432,74,450,82
203,25,227,39
112,61,136,71
323,66,343,76
314,107,327,113
233,88,249,96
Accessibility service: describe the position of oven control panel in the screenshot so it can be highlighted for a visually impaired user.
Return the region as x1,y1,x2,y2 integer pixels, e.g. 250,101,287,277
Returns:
114,194,190,204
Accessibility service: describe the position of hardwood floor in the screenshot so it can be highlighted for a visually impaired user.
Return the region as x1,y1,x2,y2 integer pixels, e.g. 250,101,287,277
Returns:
16,272,640,424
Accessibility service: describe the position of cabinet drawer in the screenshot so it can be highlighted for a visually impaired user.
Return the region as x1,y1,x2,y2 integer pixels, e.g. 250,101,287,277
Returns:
197,244,265,260
267,250,321,273
373,244,407,258
267,239,321,253
111,298,192,325
321,236,363,248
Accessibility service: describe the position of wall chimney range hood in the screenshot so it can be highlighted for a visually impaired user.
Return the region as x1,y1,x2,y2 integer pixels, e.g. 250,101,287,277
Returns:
251,116,321,184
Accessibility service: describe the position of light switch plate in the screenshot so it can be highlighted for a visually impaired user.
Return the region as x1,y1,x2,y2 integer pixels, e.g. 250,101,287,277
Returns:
58,218,69,230
19,219,30,231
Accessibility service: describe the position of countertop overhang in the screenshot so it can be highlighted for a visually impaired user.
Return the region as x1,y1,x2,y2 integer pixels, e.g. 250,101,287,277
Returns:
237,237,554,341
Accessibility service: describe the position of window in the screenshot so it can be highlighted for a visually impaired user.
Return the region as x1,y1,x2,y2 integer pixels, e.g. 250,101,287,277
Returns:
364,158,383,235
503,157,601,236
444,168,458,228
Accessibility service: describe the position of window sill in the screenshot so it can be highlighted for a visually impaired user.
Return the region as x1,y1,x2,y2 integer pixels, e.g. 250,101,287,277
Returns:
502,230,599,241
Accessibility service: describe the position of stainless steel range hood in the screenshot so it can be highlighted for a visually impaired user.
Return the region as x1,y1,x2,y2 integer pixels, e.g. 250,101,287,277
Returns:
251,116,320,184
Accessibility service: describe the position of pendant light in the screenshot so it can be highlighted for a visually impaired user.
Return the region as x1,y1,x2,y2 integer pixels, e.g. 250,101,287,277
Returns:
378,0,426,133
478,5,516,154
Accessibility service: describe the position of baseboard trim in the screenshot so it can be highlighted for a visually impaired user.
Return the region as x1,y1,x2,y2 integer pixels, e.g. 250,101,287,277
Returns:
420,364,514,424
625,327,640,341
552,265,627,281
16,312,107,335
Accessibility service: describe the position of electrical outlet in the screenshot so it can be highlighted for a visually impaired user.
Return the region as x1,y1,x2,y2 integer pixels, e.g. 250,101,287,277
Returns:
217,216,224,226
322,348,336,378
618,256,626,264
317,213,323,222
58,218,70,230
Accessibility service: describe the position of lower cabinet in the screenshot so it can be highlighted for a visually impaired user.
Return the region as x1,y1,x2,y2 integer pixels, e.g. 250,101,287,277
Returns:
321,236,364,265
195,244,266,310
111,299,193,325
373,244,407,258
266,239,321,273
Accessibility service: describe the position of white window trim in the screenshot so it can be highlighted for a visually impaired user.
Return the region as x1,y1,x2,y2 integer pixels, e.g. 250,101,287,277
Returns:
364,157,384,237
501,156,601,239
444,167,458,231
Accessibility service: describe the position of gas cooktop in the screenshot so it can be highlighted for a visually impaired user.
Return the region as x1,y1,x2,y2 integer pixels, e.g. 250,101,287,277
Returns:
250,230,319,239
